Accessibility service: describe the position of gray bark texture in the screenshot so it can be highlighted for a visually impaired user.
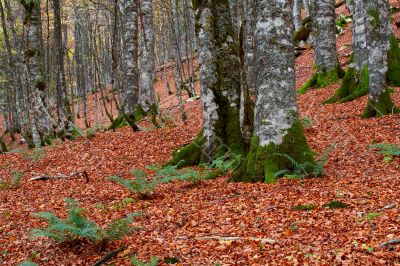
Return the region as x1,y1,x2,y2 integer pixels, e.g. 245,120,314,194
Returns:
122,0,139,114
139,0,156,109
21,0,53,146
253,0,296,146
309,0,339,72
293,0,303,31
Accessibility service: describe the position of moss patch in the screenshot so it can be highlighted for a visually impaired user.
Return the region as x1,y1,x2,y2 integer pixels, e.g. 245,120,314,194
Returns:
166,132,203,167
292,204,317,211
323,200,349,209
361,90,399,118
298,65,344,94
231,118,315,183
387,35,400,86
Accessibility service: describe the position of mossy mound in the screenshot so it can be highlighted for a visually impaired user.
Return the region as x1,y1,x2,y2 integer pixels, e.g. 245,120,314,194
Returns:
231,118,315,183
361,90,399,118
323,200,349,209
298,65,345,94
108,105,146,131
292,204,317,211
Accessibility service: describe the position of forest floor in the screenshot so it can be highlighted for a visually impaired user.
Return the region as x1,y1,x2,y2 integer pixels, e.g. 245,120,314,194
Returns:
1,4,400,266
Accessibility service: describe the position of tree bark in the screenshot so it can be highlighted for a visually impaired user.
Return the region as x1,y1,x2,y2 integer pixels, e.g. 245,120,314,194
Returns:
299,0,344,93
362,0,399,117
232,0,314,183
168,0,243,166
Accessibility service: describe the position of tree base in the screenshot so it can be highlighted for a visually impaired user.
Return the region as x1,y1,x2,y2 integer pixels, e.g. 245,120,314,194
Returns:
231,119,315,183
298,66,345,94
108,106,146,131
166,132,204,168
324,66,369,104
361,91,399,118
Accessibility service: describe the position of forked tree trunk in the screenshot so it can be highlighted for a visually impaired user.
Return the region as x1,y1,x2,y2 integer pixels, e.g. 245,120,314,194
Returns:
168,0,243,166
232,0,314,183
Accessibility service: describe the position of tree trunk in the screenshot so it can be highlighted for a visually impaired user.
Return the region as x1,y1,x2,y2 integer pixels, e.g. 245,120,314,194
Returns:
232,0,314,183
168,0,243,166
53,0,73,137
293,0,303,31
21,0,54,146
326,0,400,106
362,0,399,117
299,0,344,93
139,0,157,109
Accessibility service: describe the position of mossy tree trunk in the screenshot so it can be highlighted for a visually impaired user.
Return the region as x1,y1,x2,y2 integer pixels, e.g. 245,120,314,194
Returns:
169,0,243,166
232,0,314,183
326,0,400,104
299,0,344,94
362,0,399,118
120,0,141,129
21,0,54,147
325,0,369,103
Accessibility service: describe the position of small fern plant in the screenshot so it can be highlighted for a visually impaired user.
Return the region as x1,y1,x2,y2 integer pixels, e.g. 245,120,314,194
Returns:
131,256,159,266
108,162,209,197
369,143,400,163
32,198,139,246
273,146,333,179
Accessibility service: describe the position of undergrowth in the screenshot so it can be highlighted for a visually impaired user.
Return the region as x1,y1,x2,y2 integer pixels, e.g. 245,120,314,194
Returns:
273,146,333,179
108,161,212,197
131,256,160,266
369,143,400,163
31,198,139,248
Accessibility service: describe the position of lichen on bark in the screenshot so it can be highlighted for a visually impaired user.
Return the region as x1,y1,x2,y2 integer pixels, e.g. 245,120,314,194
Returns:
232,0,315,183
168,0,244,166
299,0,343,93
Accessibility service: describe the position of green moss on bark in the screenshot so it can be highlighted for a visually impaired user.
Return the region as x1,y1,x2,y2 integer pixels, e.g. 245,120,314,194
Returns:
294,26,312,43
231,118,314,183
166,132,203,167
324,65,369,103
387,35,400,86
361,90,399,118
298,65,344,94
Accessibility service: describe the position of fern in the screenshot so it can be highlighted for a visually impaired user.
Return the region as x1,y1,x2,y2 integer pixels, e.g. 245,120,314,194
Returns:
11,170,24,188
131,256,159,266
369,143,400,162
18,261,37,266
273,146,333,179
32,198,138,244
109,162,210,196
209,154,242,173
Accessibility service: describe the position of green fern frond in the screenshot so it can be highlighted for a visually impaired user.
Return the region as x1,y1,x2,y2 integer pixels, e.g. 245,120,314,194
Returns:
131,256,160,266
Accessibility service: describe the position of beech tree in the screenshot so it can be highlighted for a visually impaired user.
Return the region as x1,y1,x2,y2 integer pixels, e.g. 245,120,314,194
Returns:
299,0,344,93
232,0,314,183
139,0,157,110
326,0,399,118
21,0,53,146
169,0,243,166
362,0,399,117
